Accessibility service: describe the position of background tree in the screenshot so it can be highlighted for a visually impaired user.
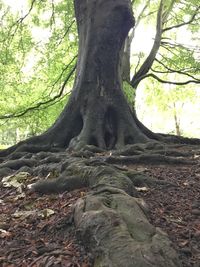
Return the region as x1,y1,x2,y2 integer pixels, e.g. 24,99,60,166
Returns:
142,81,199,136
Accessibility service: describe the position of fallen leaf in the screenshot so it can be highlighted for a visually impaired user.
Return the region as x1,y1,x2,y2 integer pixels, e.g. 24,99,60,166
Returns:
179,240,189,247
135,186,149,192
13,210,37,219
13,193,26,200
0,229,12,238
41,208,55,218
80,191,86,197
2,172,30,192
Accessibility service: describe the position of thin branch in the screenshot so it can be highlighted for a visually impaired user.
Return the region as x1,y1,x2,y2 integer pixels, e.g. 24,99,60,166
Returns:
135,1,150,28
122,0,151,82
162,5,200,32
4,0,38,48
134,54,142,75
160,43,180,57
0,6,10,23
131,0,163,88
161,40,199,52
57,19,76,46
0,65,76,120
153,58,200,81
33,91,69,112
151,67,200,79
16,0,37,24
50,0,56,28
48,54,77,95
162,0,177,22
139,10,157,20
136,73,200,86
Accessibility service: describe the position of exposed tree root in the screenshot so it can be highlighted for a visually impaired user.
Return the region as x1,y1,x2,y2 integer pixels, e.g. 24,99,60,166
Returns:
30,175,88,194
158,133,200,145
1,143,199,266
0,144,198,267
1,159,37,170
25,155,180,266
133,112,200,146
105,154,195,165
113,142,200,156
125,170,176,188
0,142,198,180
74,192,180,267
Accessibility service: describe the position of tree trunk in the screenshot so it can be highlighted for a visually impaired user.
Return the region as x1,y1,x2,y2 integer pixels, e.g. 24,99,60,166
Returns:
173,102,181,136
24,0,149,151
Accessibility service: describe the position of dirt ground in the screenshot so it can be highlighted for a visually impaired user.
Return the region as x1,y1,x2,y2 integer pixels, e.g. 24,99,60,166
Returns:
0,149,200,267
137,163,200,267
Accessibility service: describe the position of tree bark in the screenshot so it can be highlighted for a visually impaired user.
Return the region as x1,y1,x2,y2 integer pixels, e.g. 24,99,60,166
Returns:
44,0,150,150
15,0,148,152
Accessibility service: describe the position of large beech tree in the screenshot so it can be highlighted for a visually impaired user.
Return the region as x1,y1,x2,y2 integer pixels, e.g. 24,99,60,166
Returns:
2,0,199,156
1,0,200,266
41,0,148,149
2,0,151,154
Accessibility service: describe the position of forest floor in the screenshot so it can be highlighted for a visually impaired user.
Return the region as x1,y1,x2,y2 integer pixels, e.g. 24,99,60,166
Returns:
0,146,200,267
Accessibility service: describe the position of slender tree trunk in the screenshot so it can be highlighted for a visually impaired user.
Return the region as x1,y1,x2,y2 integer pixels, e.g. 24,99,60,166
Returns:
173,102,181,136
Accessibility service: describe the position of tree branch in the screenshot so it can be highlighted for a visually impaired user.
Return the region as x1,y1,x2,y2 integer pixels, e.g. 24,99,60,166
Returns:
134,54,142,75
162,5,200,32
153,58,200,81
57,19,76,46
161,40,199,52
135,1,151,28
50,0,56,28
122,1,150,82
0,64,76,120
48,55,77,95
16,0,37,24
131,0,163,88
139,73,200,86
4,0,38,48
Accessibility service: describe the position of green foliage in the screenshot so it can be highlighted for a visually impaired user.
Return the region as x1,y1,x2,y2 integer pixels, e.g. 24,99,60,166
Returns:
144,78,198,112
0,0,77,144
131,0,200,74
142,77,200,136
123,81,136,109
130,0,199,136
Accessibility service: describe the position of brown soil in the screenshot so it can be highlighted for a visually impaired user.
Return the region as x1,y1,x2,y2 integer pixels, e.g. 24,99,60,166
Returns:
0,147,200,267
138,164,200,267
0,185,93,267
